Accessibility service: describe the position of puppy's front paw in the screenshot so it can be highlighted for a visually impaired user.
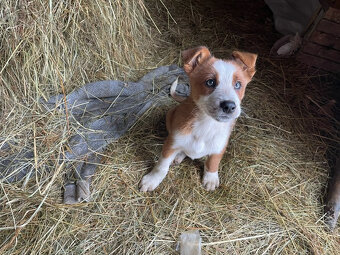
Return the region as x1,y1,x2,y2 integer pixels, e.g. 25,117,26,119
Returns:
202,171,219,191
139,171,164,192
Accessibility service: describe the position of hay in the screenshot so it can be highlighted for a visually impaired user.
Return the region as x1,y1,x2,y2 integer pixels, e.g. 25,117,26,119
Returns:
1,0,339,254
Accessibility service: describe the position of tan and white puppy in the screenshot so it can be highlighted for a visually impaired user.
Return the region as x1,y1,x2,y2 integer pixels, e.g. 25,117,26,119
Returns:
139,46,257,192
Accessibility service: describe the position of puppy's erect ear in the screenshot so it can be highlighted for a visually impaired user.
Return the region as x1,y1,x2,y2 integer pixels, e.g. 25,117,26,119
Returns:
182,46,211,74
232,51,257,78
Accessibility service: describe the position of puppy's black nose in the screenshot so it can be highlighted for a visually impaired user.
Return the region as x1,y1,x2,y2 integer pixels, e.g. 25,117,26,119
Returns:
220,100,236,114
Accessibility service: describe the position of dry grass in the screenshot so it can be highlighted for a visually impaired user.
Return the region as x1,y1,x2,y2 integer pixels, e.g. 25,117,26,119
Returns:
1,0,339,254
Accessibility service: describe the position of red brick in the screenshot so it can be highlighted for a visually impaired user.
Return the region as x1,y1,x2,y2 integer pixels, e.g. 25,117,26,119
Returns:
324,7,340,23
317,19,340,36
297,52,340,73
302,42,340,63
310,31,340,50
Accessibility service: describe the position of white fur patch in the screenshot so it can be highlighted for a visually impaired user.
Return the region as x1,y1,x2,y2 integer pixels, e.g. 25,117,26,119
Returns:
202,169,220,191
213,60,235,93
213,60,241,117
173,113,233,160
214,60,235,83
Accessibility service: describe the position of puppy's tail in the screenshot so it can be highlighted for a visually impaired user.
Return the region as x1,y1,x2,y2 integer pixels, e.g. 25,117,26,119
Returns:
170,77,187,103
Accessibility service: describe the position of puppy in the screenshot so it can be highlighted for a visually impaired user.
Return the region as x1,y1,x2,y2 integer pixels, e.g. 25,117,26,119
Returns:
139,46,257,192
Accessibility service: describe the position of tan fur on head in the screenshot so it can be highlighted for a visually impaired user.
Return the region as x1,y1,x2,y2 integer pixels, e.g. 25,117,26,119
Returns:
182,46,212,73
232,51,257,79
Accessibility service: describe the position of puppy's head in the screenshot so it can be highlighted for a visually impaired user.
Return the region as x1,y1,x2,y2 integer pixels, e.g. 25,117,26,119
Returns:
182,46,257,121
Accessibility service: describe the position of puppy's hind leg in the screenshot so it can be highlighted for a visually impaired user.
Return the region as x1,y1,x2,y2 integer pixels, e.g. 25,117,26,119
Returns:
173,152,186,165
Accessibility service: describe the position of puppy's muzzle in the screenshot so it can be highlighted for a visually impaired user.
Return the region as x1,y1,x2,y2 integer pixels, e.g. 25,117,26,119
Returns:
220,100,236,114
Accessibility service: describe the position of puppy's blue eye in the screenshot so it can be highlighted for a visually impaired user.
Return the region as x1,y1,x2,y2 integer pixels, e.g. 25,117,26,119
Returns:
235,81,241,89
205,79,216,87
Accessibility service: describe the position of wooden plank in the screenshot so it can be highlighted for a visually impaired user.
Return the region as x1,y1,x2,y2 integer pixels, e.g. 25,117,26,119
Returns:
297,52,340,73
302,42,340,63
334,0,340,9
316,19,340,36
310,31,340,50
324,7,340,23
326,0,340,9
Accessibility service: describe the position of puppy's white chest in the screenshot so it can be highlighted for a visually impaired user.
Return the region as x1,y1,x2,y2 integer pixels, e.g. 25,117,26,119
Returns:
174,116,233,159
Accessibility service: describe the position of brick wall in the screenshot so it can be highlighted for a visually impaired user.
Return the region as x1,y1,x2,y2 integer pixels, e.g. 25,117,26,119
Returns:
297,7,340,73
